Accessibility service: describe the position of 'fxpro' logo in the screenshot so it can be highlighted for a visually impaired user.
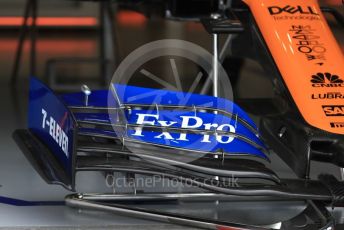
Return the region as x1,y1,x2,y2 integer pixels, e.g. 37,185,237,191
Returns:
322,105,344,116
268,5,318,15
311,72,344,87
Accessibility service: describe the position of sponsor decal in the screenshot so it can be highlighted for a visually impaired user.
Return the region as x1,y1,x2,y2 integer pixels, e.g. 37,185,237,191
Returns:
311,92,344,99
290,25,326,65
269,5,320,21
330,122,344,128
311,72,344,87
131,113,236,144
322,105,344,116
41,108,69,156
268,5,318,15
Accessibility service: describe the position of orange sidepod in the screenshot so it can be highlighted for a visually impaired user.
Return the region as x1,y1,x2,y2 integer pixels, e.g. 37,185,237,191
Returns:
243,0,344,134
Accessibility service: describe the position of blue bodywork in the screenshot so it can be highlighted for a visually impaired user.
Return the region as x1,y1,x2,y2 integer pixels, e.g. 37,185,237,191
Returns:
64,83,268,159
28,77,269,175
28,77,76,176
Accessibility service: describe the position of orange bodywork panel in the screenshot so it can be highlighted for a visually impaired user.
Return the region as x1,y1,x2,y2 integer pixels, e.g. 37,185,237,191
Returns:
244,0,344,134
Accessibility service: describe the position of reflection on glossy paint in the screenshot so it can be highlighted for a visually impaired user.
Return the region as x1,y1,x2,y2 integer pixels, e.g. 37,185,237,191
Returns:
289,44,295,54
286,33,292,44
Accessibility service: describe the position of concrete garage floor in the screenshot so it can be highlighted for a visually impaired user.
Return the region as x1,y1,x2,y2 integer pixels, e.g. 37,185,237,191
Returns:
0,1,343,229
